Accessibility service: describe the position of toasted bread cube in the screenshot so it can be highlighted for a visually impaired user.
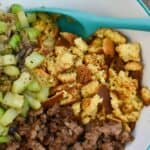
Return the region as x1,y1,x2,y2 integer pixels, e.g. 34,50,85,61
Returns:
57,72,77,83
141,87,150,105
74,37,88,52
103,38,115,56
87,64,99,74
71,46,84,58
72,102,81,116
125,62,143,71
81,80,99,97
95,70,107,83
84,54,105,67
60,32,76,45
75,58,83,67
81,94,102,124
95,28,126,44
56,52,74,72
88,38,103,53
116,43,141,62
55,46,67,56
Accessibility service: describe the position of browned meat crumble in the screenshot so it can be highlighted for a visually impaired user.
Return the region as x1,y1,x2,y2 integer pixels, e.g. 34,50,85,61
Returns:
2,105,132,150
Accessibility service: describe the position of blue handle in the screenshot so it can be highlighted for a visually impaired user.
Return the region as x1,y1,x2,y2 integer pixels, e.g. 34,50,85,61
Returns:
82,16,150,36
147,145,150,150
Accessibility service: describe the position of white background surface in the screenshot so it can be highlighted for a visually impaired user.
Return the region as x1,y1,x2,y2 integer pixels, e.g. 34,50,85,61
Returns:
0,0,150,149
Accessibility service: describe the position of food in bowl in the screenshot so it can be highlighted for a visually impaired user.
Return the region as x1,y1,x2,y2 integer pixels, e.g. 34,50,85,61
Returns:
0,4,150,150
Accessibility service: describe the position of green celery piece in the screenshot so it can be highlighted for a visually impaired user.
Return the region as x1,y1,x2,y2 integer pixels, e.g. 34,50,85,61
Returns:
0,125,8,136
26,27,40,42
0,108,18,126
10,4,29,28
2,54,17,66
37,87,50,102
25,94,41,110
27,13,37,23
16,21,21,30
0,108,5,119
0,21,7,34
17,11,29,28
24,91,37,98
9,34,21,49
25,51,45,69
0,48,13,55
0,56,2,66
3,92,24,109
12,72,32,94
4,66,20,77
0,92,3,102
27,80,41,92
21,99,29,117
0,136,9,143
10,4,23,14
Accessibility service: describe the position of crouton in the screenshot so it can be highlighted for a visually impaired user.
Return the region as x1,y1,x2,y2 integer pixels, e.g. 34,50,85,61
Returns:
81,94,103,124
95,28,126,44
125,62,143,71
81,80,99,97
74,37,88,52
57,72,77,83
116,43,141,62
141,87,150,105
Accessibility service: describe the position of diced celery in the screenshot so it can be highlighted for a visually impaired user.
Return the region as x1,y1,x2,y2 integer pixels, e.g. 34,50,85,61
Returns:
27,13,37,23
10,4,28,28
25,52,45,69
26,27,40,42
4,66,20,77
15,21,21,30
3,92,24,109
27,80,41,92
9,34,21,49
12,72,32,93
0,47,13,55
0,108,5,119
10,4,23,14
25,94,41,110
2,54,17,66
0,125,8,136
21,99,29,117
0,21,7,34
37,87,49,102
17,11,29,28
0,136,9,143
0,56,2,66
0,109,18,126
0,92,3,102
24,91,37,98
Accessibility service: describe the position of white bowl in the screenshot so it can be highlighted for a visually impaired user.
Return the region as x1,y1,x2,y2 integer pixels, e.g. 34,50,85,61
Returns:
1,0,150,149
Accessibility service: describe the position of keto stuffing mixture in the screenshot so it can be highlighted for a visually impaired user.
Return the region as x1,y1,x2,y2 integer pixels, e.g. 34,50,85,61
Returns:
0,4,150,150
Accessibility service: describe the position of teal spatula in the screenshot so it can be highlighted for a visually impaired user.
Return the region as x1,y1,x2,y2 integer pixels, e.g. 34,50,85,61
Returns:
26,8,150,38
